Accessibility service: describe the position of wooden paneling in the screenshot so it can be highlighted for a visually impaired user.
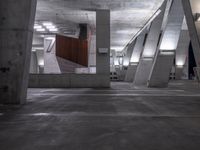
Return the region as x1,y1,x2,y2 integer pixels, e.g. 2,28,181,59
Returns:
56,34,88,66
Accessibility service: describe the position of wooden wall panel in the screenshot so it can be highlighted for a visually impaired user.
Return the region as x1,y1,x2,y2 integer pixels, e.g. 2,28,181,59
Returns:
56,34,88,66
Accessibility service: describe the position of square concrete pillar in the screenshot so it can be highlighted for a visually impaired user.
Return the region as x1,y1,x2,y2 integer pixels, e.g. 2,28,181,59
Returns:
0,0,37,104
96,10,110,75
96,10,110,86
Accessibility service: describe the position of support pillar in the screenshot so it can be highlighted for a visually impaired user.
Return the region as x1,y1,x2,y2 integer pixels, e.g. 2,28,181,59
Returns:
96,10,110,86
175,28,190,79
125,31,146,82
182,0,200,67
134,1,167,86
148,0,184,87
0,0,37,104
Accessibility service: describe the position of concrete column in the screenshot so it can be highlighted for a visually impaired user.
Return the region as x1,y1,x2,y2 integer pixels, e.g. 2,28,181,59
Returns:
123,40,136,67
0,0,37,104
175,29,190,79
182,0,200,67
124,31,146,82
134,1,167,86
148,0,184,87
96,10,110,85
30,51,38,74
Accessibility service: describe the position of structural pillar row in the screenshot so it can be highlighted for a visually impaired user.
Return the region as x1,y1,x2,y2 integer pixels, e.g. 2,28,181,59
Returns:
134,0,167,86
0,0,37,104
148,0,184,87
124,30,146,82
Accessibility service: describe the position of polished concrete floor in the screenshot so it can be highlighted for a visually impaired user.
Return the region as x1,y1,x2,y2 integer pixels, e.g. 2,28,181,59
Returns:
1,81,200,150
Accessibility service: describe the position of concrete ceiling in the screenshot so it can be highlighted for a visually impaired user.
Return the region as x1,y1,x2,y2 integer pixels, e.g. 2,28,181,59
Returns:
35,0,165,51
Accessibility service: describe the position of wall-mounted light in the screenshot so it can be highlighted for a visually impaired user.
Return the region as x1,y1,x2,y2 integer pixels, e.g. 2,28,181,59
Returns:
38,59,44,66
130,56,139,63
160,50,175,56
176,60,185,68
118,56,123,65
111,46,124,52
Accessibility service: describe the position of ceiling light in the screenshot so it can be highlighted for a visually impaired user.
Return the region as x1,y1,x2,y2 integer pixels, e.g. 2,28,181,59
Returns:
34,25,42,29
43,22,53,26
111,46,124,52
36,28,46,32
46,25,56,29
45,37,55,40
48,28,58,32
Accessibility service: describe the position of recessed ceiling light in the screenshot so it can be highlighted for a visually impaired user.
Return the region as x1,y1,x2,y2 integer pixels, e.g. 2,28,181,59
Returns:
48,28,58,32
46,25,56,29
36,28,46,32
43,22,53,26
34,25,42,29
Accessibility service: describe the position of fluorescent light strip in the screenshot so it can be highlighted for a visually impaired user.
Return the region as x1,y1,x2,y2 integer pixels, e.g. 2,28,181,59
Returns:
36,28,46,32
43,22,53,26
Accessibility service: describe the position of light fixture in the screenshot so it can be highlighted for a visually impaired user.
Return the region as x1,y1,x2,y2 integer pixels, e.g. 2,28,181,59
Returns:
45,37,55,40
48,28,58,32
111,46,124,52
34,25,42,29
46,25,56,29
176,60,185,68
36,28,46,32
43,22,53,26
38,59,44,66
130,56,140,63
160,50,175,55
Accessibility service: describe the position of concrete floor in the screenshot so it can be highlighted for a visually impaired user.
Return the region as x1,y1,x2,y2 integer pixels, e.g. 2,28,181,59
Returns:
0,81,200,150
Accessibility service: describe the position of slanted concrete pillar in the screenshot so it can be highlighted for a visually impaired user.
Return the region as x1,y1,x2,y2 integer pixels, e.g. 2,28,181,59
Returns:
96,10,110,86
125,31,146,82
148,0,184,87
134,1,167,86
182,0,200,67
123,40,136,67
175,28,190,79
0,0,37,104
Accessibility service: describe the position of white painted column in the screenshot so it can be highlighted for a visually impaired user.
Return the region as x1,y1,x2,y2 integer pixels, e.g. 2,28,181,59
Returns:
148,0,184,87
134,1,167,86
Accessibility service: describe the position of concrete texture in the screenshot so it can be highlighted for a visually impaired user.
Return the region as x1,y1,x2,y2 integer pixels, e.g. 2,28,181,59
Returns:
182,0,200,67
134,1,167,86
1,80,200,150
148,51,175,87
29,74,110,88
96,10,110,76
124,64,138,82
125,31,146,82
148,0,184,87
36,0,165,52
0,0,37,104
175,30,190,79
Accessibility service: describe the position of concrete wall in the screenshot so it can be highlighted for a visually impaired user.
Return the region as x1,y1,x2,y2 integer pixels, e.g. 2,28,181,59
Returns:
29,74,110,88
